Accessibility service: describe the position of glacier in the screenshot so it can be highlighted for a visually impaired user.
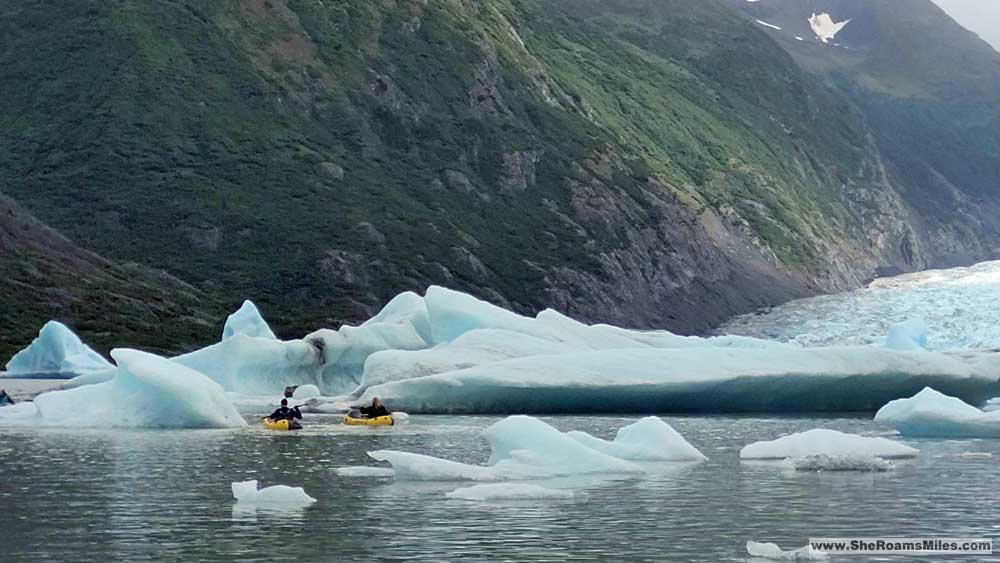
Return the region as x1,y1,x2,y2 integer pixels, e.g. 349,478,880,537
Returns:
231,480,316,505
721,260,1000,350
3,321,112,379
368,415,700,481
740,429,918,460
874,387,1000,438
884,319,929,351
27,349,246,429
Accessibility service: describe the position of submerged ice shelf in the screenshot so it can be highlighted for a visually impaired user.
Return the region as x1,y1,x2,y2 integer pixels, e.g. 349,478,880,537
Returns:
6,276,1000,419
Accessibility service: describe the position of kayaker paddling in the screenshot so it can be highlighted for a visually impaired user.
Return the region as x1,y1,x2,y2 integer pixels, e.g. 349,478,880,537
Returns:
262,398,303,430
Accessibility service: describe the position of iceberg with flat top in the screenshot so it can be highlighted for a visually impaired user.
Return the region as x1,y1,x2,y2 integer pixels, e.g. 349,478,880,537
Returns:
359,345,1000,414
222,300,277,340
740,429,918,460
231,480,316,505
874,387,1000,438
4,321,112,379
29,349,246,429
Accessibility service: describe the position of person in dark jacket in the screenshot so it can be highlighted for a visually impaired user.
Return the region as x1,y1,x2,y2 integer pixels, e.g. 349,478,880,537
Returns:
358,397,390,418
269,398,302,421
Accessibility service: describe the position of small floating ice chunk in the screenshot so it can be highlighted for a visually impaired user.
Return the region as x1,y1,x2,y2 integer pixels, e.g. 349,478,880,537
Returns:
756,20,782,30
740,429,918,460
5,321,112,378
788,454,893,472
747,540,829,560
335,466,396,478
368,451,495,481
446,484,574,501
884,319,928,351
566,417,707,461
232,480,316,504
875,387,1000,438
222,300,277,340
959,452,992,460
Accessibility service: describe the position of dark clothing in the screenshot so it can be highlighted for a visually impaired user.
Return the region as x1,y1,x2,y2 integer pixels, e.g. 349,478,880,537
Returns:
359,404,390,418
269,406,301,421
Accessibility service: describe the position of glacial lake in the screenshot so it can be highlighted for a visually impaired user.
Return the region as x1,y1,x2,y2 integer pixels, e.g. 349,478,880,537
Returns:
2,414,999,562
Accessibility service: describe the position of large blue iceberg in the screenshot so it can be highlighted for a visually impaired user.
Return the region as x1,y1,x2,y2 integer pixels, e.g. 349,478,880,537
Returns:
7,284,1000,417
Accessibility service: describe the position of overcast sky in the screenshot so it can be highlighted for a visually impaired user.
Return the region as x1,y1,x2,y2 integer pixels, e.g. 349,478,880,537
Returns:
933,0,1000,51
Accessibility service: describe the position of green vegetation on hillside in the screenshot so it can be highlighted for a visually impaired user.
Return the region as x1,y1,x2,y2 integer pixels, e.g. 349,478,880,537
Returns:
3,0,992,353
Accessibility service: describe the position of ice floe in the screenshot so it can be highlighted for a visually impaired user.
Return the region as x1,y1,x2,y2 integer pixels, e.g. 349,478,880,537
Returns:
740,429,918,460
747,540,829,560
446,483,574,501
231,480,316,505
874,387,1000,438
335,466,396,478
369,415,700,481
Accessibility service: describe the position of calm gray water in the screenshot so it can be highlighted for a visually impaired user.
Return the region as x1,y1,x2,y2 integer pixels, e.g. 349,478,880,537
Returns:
2,414,999,562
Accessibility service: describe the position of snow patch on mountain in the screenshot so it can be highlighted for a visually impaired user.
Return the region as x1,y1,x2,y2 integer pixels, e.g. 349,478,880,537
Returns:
809,12,850,43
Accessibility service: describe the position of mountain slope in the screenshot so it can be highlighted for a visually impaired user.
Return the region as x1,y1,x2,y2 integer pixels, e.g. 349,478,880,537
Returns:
1,0,998,342
0,193,222,361
730,0,1000,262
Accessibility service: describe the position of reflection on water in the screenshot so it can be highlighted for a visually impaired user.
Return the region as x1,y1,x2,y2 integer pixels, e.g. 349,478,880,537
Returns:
3,414,1000,562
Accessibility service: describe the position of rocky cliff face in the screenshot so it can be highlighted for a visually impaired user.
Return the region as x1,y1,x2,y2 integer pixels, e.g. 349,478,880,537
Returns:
2,0,999,351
